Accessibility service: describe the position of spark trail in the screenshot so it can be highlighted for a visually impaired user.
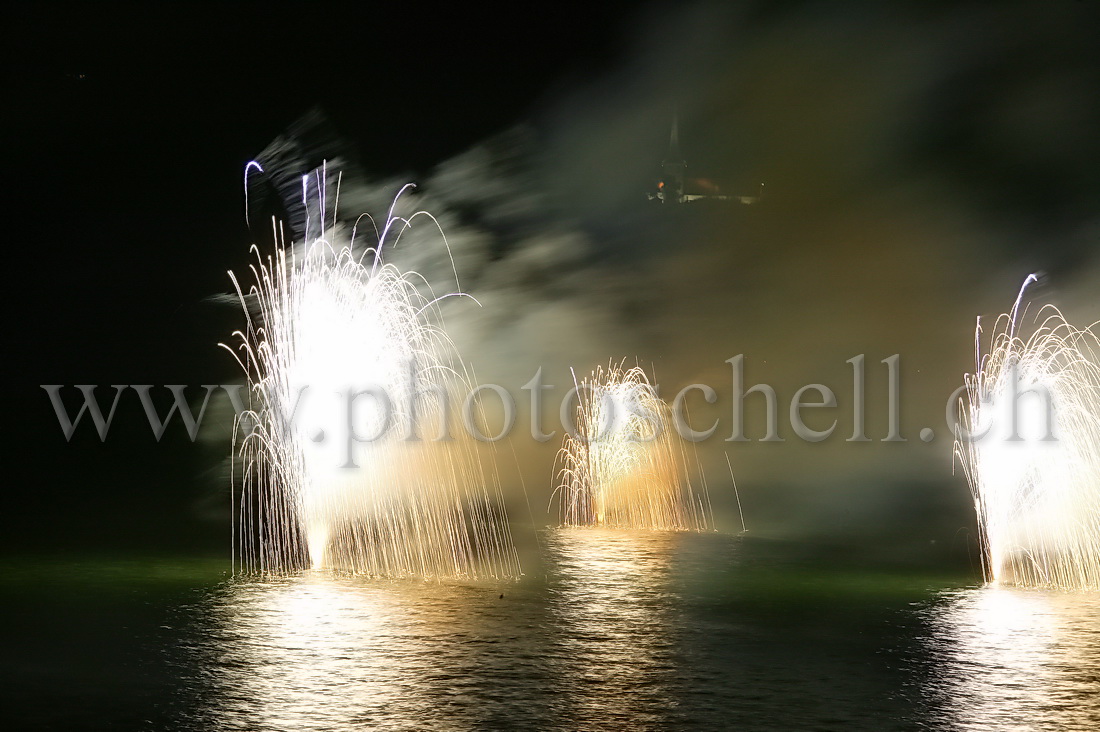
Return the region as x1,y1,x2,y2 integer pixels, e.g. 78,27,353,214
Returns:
553,363,712,531
957,275,1100,588
222,167,519,578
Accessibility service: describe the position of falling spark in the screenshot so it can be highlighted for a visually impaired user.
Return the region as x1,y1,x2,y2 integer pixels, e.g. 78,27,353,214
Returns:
553,362,712,530
956,275,1100,588
221,167,519,579
725,451,746,534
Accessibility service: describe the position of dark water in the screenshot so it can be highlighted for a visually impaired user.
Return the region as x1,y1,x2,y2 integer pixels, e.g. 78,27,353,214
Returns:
5,530,1100,730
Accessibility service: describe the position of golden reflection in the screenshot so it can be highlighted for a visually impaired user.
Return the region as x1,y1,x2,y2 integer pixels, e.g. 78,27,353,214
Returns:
544,528,681,729
197,576,421,730
190,573,528,731
924,587,1100,730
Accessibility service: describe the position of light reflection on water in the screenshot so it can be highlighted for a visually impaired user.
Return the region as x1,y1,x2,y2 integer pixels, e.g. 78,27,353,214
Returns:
180,528,692,730
169,531,1100,730
918,587,1100,731
543,528,680,728
182,573,548,730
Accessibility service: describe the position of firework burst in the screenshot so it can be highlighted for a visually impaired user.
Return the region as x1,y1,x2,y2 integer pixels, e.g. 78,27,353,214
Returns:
553,362,713,531
221,170,519,578
957,275,1100,588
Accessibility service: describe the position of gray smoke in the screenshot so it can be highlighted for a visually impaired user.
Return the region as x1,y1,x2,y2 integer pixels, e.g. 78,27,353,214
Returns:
206,0,1099,553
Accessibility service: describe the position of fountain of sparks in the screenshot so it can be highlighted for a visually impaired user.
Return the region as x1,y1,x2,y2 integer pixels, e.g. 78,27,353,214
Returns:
221,166,519,578
957,274,1100,588
553,363,712,530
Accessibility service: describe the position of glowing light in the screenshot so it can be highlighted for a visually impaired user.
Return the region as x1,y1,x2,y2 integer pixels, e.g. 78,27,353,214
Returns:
923,587,1100,729
956,275,1100,588
544,528,679,723
221,172,519,579
553,363,712,530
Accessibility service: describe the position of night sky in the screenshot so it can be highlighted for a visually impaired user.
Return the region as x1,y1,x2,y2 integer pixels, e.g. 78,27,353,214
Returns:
7,1,1099,560
8,1,640,551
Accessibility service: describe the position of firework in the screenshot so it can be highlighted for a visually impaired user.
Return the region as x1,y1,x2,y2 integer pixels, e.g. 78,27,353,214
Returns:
957,275,1100,588
553,363,712,530
221,169,519,578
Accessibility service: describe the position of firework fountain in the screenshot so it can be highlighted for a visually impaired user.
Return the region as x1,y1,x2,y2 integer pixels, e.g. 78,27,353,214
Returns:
957,275,1100,588
221,167,519,578
553,363,712,530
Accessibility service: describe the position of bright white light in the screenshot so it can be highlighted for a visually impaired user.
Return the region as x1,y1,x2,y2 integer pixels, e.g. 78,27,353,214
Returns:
957,276,1100,588
221,175,519,579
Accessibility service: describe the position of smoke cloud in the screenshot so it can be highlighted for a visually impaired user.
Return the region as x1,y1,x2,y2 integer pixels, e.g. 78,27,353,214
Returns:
214,0,1098,556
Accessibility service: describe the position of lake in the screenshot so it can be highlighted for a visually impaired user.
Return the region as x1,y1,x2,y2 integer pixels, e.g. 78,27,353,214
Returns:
5,529,1099,730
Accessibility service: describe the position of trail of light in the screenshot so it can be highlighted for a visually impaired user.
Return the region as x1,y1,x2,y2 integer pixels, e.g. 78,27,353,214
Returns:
552,362,713,531
956,276,1100,588
220,170,519,579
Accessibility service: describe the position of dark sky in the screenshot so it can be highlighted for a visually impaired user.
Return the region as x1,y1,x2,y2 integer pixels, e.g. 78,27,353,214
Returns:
7,1,648,379
6,1,1099,558
5,0,644,551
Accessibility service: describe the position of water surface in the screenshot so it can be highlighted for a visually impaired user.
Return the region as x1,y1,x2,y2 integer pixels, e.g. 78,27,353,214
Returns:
5,530,1099,729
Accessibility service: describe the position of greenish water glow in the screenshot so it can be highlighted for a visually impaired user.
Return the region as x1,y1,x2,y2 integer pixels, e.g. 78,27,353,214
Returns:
5,533,1096,730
